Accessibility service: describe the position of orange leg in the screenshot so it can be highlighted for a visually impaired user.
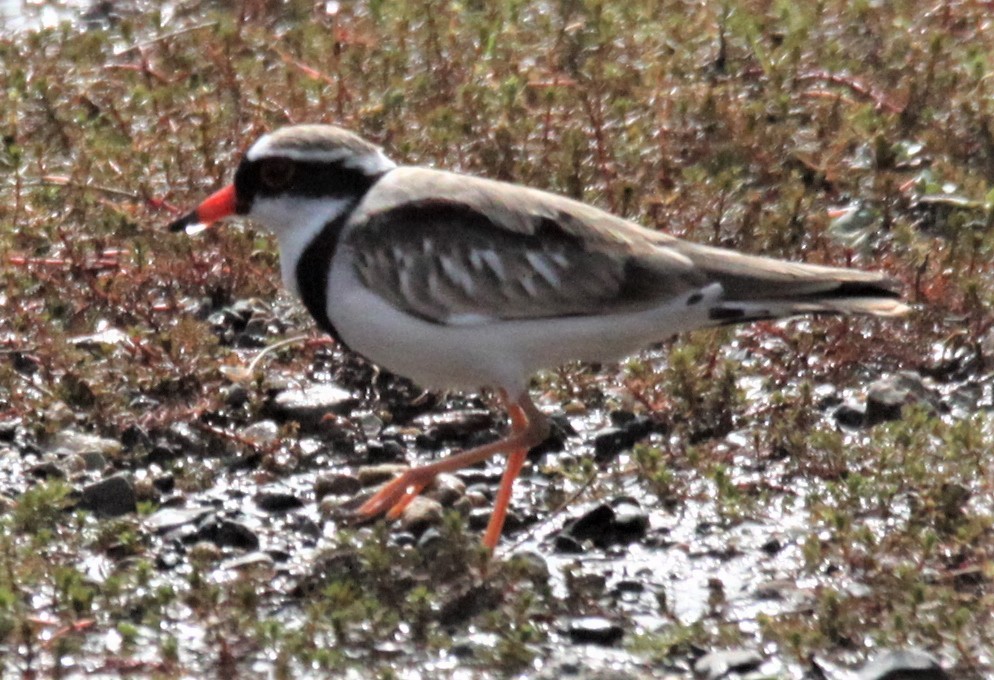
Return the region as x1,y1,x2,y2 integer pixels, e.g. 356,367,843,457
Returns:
356,391,549,548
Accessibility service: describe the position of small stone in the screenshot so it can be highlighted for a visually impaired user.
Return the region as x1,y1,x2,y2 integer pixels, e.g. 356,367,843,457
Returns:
146,507,212,532
80,474,136,517
267,383,358,430
400,496,443,534
165,422,203,453
315,473,361,499
834,401,867,428
119,425,152,450
153,474,175,493
425,473,466,506
189,541,223,565
358,464,409,486
52,430,122,457
30,460,67,479
225,384,250,408
866,372,932,426
197,516,260,550
365,439,406,464
693,648,764,679
857,649,948,680
254,490,305,512
77,451,107,471
412,409,495,442
593,416,653,463
563,617,624,646
222,551,275,571
241,420,280,445
562,501,648,547
133,477,158,502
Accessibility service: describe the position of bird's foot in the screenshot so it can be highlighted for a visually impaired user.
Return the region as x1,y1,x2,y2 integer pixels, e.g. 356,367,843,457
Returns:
355,466,437,520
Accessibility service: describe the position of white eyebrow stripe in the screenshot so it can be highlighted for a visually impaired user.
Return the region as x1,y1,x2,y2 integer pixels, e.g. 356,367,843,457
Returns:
525,251,562,288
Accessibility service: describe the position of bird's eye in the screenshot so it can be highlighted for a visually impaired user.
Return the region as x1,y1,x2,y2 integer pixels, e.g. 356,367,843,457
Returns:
258,158,295,192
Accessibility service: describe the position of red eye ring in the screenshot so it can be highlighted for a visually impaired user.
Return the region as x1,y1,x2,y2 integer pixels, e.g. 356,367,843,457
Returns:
259,157,294,191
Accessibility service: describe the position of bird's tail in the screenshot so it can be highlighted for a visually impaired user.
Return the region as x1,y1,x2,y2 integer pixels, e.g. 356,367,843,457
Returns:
678,243,910,324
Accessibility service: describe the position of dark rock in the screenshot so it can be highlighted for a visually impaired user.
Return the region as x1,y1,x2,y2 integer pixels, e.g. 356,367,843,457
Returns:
365,439,406,464
834,402,866,428
438,583,502,626
563,617,624,646
0,419,20,441
267,383,358,429
30,460,67,479
693,648,764,679
254,491,305,512
165,422,204,454
467,507,524,533
562,502,648,548
760,537,783,555
147,442,182,465
593,415,654,463
224,384,250,408
80,474,136,517
566,504,616,541
866,372,932,426
197,516,260,551
153,474,175,493
315,473,361,499
857,648,948,680
120,424,152,450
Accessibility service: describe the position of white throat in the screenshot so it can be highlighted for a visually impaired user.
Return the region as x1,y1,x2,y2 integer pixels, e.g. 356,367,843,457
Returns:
248,196,354,296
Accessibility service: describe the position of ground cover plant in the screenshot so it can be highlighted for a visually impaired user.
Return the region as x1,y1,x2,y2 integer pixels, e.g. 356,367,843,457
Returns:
1,0,993,677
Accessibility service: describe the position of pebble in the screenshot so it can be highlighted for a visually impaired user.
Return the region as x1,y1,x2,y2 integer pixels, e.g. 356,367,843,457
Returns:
267,383,359,429
365,439,406,464
400,496,443,534
79,473,136,517
866,371,932,426
563,617,624,646
196,516,260,550
314,473,361,499
146,507,213,532
834,401,867,428
51,430,122,457
693,648,764,679
411,409,495,443
241,420,280,444
857,648,948,680
425,473,466,506
358,464,409,486
222,551,276,572
254,490,305,512
562,502,648,548
30,460,67,479
592,415,653,463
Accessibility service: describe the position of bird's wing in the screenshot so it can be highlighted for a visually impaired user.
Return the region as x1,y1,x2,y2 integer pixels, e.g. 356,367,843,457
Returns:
344,167,704,325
